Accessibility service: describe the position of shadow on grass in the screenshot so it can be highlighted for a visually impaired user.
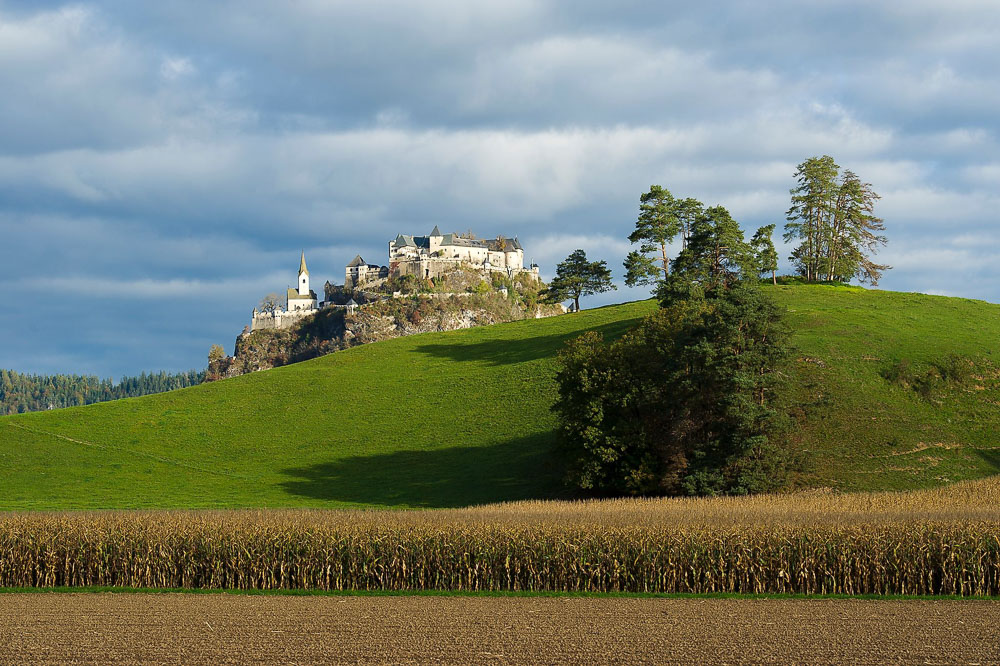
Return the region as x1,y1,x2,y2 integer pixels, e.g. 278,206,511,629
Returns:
279,432,565,508
973,449,1000,474
412,317,645,367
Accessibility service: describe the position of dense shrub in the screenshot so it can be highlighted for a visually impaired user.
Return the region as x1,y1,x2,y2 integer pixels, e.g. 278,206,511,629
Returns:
554,284,791,496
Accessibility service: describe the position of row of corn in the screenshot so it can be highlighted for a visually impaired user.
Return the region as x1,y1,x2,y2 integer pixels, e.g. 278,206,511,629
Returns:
1,513,998,595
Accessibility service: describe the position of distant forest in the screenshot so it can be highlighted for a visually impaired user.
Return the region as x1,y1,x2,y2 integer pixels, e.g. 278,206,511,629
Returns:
0,369,205,415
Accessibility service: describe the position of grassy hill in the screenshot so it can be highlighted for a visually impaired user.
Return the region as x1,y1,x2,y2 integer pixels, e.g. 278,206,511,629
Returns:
1,284,999,510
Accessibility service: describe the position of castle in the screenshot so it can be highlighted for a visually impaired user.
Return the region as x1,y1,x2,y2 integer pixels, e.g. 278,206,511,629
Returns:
251,229,537,332
345,226,538,290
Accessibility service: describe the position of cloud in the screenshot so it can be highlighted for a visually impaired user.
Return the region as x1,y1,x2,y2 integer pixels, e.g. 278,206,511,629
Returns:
1,1,999,376
160,56,194,80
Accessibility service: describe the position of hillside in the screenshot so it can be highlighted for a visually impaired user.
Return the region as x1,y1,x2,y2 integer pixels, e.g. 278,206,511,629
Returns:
1,284,998,510
776,284,1000,490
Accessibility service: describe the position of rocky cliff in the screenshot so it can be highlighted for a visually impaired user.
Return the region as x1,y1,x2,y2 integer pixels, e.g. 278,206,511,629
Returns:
208,290,562,380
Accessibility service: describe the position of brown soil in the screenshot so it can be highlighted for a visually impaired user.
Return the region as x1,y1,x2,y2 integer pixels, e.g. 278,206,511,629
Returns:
1,594,998,665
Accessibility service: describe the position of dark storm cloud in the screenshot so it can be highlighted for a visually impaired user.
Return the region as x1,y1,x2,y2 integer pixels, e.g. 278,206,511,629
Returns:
0,0,997,376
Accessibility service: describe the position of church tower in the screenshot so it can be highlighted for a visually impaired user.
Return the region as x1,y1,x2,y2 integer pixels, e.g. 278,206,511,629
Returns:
298,251,310,297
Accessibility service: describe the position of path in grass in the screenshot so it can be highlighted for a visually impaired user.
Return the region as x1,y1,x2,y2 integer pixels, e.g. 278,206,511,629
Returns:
2,593,998,664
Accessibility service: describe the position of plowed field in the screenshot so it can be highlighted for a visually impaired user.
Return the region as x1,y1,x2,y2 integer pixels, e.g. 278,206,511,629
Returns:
1,594,999,664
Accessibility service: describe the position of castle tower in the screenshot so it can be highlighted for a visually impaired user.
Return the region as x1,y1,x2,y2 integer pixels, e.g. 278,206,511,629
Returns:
298,251,310,297
428,225,443,253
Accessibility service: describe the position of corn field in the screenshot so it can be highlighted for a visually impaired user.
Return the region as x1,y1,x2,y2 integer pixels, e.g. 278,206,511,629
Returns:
3,478,1000,595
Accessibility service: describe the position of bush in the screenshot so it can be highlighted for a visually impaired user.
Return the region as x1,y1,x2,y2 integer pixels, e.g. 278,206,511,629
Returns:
883,354,981,401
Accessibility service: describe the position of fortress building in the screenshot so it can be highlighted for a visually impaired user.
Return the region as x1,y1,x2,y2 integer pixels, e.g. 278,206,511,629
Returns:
345,227,539,290
249,231,540,333
344,255,389,291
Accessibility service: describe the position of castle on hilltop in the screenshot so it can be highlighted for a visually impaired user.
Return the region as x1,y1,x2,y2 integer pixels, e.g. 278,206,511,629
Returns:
345,226,538,290
250,229,538,332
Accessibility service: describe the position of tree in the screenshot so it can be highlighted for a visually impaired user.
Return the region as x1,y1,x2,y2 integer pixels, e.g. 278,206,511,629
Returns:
259,293,282,314
545,249,616,312
828,170,890,285
784,155,839,282
208,344,226,364
665,205,755,299
555,201,793,496
751,224,779,285
675,197,704,250
624,185,682,288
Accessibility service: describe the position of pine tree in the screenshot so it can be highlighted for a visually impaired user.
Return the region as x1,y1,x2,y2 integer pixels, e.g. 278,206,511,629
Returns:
784,156,840,282
829,170,890,285
784,157,890,285
667,205,755,298
751,224,779,285
624,185,682,288
545,249,616,312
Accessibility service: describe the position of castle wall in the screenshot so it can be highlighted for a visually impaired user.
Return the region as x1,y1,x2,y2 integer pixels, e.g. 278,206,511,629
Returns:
391,254,527,282
250,308,316,332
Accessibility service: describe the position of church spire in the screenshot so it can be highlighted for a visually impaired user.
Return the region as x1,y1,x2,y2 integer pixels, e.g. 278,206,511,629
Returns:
297,251,311,297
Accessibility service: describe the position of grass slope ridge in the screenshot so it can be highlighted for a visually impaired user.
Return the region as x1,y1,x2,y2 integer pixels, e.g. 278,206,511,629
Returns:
0,301,653,510
1,284,998,510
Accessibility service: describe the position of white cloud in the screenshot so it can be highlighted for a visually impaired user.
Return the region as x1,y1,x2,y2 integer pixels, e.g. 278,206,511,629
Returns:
2,0,1000,375
160,56,194,80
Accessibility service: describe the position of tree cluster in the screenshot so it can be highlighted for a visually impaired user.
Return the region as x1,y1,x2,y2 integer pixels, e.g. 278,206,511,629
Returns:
784,155,890,284
0,368,205,415
553,196,791,496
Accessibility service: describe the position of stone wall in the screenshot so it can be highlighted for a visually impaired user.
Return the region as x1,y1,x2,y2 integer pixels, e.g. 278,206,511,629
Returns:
250,307,316,332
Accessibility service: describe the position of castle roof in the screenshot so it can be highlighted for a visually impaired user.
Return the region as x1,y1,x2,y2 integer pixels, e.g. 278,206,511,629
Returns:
347,254,367,267
393,234,430,249
287,287,317,301
299,251,309,276
345,298,358,306
393,234,417,249
486,236,522,251
389,232,524,252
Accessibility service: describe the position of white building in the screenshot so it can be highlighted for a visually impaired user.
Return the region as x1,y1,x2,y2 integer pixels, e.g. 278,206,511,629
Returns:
250,252,318,332
287,252,318,311
346,227,539,290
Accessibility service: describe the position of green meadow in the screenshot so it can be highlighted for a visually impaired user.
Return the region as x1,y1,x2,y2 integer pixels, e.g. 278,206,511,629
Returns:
1,284,998,510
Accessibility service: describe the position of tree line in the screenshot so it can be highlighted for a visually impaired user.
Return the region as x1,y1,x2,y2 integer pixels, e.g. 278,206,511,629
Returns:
0,368,205,415
545,154,889,496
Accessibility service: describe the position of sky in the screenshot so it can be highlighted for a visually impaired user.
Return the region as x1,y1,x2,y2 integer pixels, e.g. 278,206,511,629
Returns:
1,1,998,378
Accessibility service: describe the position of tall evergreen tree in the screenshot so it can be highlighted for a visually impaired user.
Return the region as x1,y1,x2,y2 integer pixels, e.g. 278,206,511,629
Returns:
675,197,704,250
624,185,682,288
751,224,780,285
784,155,840,282
828,170,890,285
666,205,755,298
545,249,616,312
555,207,790,496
